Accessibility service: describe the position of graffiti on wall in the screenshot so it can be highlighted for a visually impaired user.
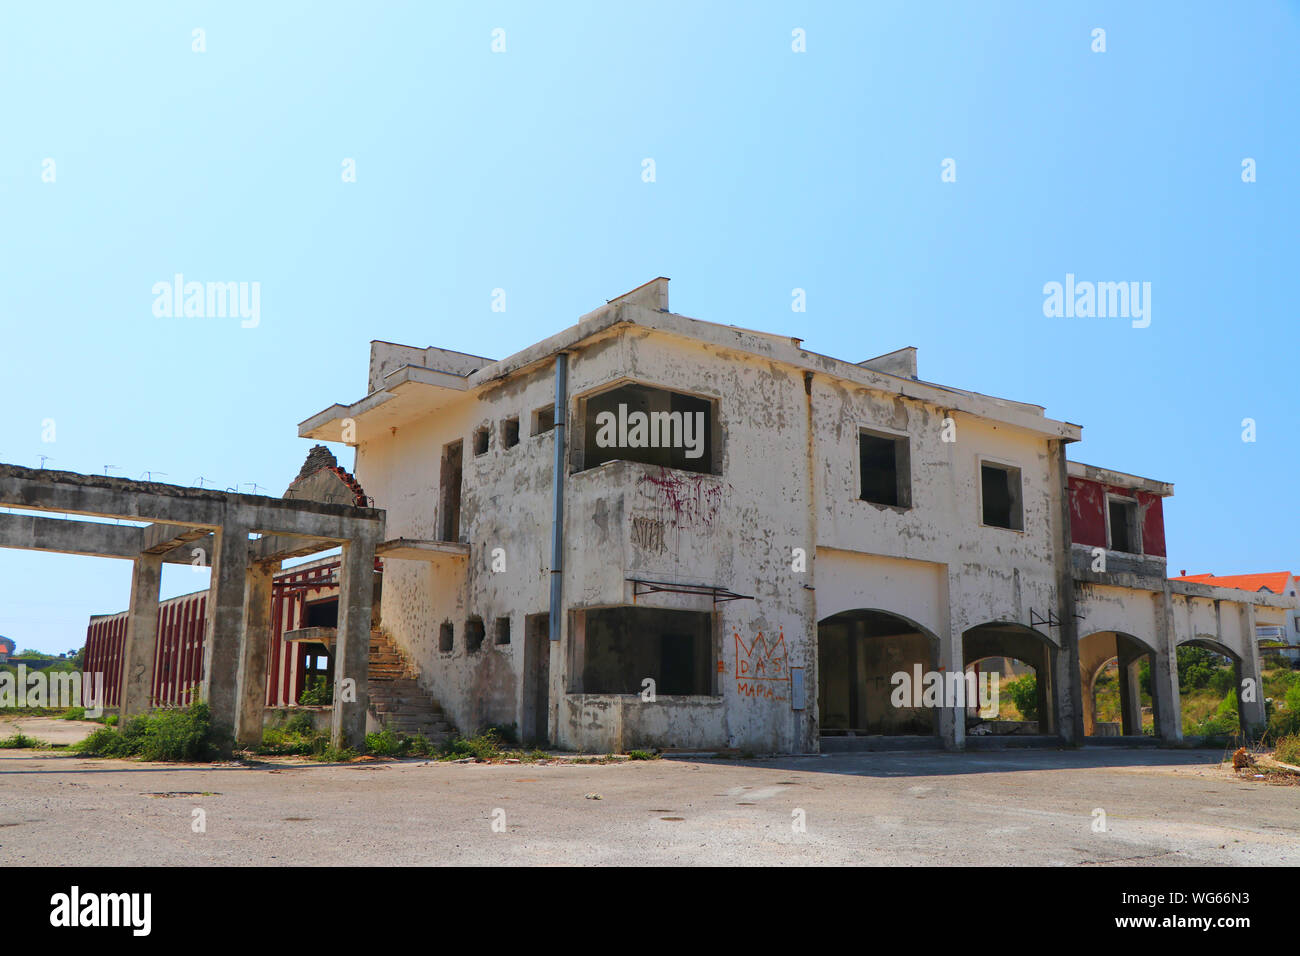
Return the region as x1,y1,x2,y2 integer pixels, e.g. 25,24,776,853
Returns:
734,629,789,702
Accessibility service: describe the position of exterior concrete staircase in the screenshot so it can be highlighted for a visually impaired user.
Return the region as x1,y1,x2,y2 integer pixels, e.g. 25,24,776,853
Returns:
368,630,456,743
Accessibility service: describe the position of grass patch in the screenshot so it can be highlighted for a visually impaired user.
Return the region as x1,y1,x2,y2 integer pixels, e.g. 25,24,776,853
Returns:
0,731,48,749
1275,735,1300,767
626,750,658,761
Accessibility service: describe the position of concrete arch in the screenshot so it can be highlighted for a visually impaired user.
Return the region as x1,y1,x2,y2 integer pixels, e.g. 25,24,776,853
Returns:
1078,630,1158,737
962,621,1057,736
817,607,941,738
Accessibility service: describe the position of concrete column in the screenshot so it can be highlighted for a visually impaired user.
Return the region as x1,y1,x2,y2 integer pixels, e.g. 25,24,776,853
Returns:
202,520,251,736
1116,641,1143,736
939,611,963,751
120,553,162,718
1050,440,1083,744
1153,587,1182,743
1239,602,1266,734
234,560,278,748
331,536,377,749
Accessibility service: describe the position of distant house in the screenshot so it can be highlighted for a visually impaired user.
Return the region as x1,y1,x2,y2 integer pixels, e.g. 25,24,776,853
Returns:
0,636,14,663
1172,572,1300,663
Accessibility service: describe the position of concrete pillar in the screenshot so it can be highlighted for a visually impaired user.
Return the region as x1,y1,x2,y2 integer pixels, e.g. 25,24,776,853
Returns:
331,536,376,749
939,613,963,751
1153,587,1182,743
1239,602,1266,734
202,520,251,736
1116,640,1143,736
234,560,278,748
1050,439,1083,744
120,553,162,718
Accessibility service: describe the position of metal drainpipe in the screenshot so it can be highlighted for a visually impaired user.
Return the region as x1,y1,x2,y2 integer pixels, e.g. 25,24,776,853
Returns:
548,352,569,642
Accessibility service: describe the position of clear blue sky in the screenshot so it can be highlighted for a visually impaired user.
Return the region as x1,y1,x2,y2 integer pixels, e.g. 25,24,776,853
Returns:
1,1,1296,653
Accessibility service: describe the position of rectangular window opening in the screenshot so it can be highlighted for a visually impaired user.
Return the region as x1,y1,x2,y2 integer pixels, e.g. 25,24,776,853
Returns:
438,440,463,542
577,607,712,696
981,462,1023,531
533,405,555,435
472,426,490,457
438,622,454,653
859,430,911,507
495,617,511,645
466,618,485,653
501,417,520,449
1108,498,1139,553
580,383,717,475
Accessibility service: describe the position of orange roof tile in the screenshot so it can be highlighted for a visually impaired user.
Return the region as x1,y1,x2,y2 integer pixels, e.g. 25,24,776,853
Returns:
1170,571,1296,594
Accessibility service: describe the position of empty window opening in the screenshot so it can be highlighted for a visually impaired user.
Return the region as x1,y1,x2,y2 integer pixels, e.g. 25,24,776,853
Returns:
304,598,338,629
533,405,555,435
859,430,911,507
501,417,520,449
466,618,485,653
473,426,490,456
495,616,511,645
438,440,463,542
981,462,1023,530
580,383,717,475
438,622,454,653
577,607,712,696
1108,498,1139,553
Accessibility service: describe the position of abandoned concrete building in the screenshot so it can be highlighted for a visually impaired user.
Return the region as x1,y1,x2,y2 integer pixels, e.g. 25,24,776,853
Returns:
77,278,1296,753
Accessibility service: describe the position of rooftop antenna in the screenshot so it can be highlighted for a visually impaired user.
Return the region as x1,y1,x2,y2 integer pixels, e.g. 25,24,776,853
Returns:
194,476,211,489
102,465,120,477
245,482,267,495
37,455,52,469
140,470,168,482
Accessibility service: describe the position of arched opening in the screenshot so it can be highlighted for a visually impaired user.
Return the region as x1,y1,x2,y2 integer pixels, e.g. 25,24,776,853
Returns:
962,623,1056,736
817,609,939,737
1176,638,1244,739
1078,631,1157,738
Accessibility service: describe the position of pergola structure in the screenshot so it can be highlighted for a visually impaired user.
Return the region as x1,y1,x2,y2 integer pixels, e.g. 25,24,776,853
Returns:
0,463,384,748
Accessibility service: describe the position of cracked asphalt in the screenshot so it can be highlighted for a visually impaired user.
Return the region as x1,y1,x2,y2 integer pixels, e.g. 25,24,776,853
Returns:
2,745,1296,866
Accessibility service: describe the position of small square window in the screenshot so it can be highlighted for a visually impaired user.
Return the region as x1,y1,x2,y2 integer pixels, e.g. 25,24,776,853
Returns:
859,430,911,508
980,462,1023,531
501,417,520,449
438,622,454,653
473,426,490,456
466,618,485,652
533,405,555,435
495,617,511,645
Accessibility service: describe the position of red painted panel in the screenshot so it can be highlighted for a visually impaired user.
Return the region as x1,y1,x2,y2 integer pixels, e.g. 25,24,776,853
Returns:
1068,477,1107,549
1138,491,1166,557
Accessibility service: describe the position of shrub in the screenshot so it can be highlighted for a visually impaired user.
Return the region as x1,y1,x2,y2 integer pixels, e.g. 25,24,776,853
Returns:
1004,675,1038,722
61,706,86,721
73,702,227,761
0,732,44,749
626,750,657,760
283,711,316,736
298,676,333,706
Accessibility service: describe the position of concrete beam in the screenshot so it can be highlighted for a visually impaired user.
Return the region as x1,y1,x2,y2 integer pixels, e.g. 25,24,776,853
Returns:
142,523,212,555
0,463,381,540
0,512,144,560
